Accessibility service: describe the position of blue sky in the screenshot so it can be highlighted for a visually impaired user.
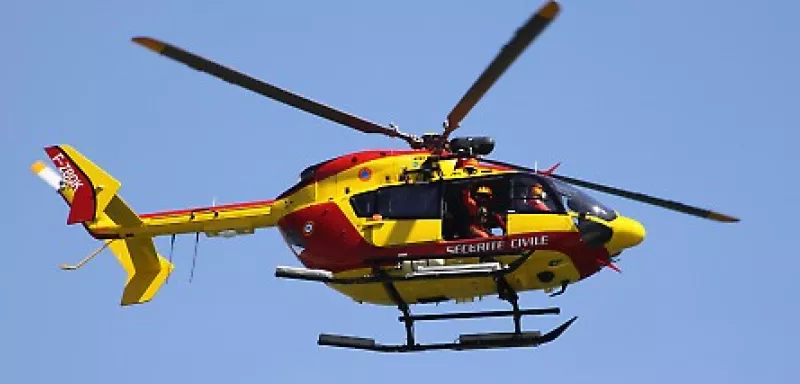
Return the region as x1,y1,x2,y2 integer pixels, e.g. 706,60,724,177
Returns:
3,0,798,382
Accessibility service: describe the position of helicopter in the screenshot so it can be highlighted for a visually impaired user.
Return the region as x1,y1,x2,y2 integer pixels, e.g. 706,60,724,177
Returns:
30,1,738,352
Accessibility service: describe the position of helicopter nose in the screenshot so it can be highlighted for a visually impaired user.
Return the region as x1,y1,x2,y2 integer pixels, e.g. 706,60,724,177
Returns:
606,216,646,253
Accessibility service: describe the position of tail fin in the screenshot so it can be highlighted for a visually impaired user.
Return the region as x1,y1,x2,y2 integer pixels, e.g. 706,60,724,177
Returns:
32,145,174,305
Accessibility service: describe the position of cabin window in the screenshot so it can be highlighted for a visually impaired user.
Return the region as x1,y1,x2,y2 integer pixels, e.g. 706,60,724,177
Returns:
350,191,378,217
349,183,441,219
377,183,441,219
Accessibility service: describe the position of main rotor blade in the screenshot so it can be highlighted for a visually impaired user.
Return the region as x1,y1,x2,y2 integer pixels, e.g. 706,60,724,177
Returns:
480,158,740,223
548,173,739,222
132,37,421,148
444,1,560,138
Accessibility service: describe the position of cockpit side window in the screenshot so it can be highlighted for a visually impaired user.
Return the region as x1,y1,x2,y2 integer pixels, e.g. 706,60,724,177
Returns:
510,175,564,214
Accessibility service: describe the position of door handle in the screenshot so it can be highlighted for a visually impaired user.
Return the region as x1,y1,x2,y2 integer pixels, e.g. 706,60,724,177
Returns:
359,214,385,229
360,221,384,229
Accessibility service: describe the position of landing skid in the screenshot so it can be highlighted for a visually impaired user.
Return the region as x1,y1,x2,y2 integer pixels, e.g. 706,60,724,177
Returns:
319,311,577,353
276,250,577,352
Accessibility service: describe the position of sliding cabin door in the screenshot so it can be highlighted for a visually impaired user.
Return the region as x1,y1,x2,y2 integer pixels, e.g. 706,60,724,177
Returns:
349,182,443,247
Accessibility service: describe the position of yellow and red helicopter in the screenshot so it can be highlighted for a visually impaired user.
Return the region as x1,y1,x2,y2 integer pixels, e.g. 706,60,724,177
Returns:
31,1,738,352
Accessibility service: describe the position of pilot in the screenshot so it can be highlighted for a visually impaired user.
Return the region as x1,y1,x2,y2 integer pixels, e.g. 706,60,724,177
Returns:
463,184,506,238
527,183,551,212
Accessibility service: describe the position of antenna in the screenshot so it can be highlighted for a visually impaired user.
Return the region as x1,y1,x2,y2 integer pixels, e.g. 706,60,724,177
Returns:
166,234,176,284
190,232,200,282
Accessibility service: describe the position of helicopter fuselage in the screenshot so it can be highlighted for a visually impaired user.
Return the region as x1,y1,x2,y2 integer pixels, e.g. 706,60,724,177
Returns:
271,149,646,305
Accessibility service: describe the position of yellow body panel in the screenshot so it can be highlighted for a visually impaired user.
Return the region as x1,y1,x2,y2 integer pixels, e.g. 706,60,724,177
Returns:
325,153,448,247
360,219,442,246
506,213,577,234
604,215,646,255
334,154,401,195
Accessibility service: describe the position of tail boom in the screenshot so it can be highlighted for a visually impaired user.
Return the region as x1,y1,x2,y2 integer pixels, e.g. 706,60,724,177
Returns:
98,199,280,239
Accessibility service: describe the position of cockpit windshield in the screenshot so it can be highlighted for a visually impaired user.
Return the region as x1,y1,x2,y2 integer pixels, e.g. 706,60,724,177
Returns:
549,178,617,221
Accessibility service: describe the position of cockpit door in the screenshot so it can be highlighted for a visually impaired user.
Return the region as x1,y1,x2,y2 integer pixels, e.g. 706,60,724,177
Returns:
505,174,577,234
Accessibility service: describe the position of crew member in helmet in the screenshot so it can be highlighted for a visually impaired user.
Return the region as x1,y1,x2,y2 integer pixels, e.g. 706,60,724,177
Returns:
462,184,506,238
527,182,551,212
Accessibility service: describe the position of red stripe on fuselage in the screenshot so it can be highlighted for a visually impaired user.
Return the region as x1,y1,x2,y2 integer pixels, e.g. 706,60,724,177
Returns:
278,202,607,278
275,149,514,199
311,149,426,182
139,199,275,219
308,149,513,182
275,149,427,199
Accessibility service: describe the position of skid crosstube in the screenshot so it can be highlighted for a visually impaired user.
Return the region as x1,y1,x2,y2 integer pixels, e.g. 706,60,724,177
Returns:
318,316,577,353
